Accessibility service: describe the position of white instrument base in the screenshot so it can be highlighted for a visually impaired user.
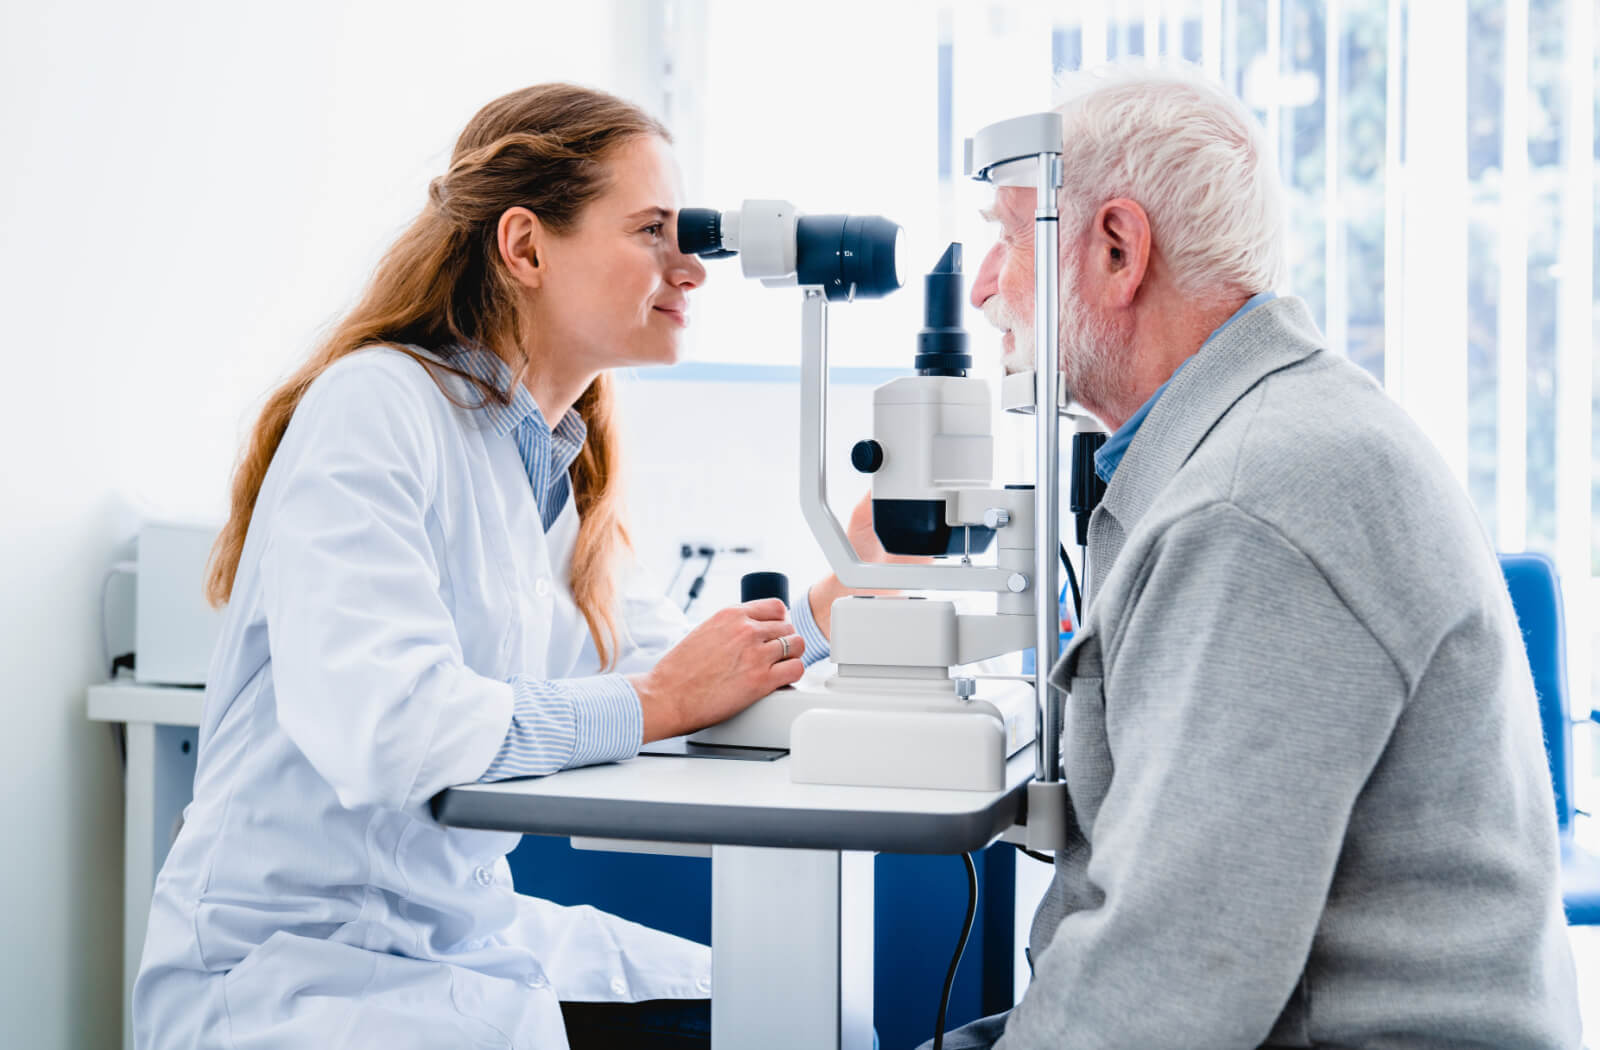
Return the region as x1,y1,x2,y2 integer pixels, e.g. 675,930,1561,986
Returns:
689,676,1036,791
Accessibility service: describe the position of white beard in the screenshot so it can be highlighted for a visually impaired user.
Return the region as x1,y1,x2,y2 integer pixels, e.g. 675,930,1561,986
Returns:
1057,247,1134,418
982,294,1034,375
984,248,1133,416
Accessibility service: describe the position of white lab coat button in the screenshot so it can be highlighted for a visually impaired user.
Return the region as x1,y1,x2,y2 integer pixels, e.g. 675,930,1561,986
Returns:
525,973,548,990
473,866,494,887
609,977,627,996
695,975,711,994
535,576,551,597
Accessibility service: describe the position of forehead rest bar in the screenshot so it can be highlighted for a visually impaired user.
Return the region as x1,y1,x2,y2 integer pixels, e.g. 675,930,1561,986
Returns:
963,111,1063,185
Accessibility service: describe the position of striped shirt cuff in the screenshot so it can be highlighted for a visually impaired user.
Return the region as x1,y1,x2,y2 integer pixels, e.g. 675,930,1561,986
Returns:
479,674,643,781
793,587,831,667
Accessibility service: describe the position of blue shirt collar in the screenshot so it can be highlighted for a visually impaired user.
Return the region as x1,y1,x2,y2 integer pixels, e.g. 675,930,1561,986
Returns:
448,347,590,531
452,347,588,450
1093,291,1276,483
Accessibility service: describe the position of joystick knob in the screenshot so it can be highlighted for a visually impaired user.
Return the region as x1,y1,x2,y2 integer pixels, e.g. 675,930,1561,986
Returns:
740,571,790,608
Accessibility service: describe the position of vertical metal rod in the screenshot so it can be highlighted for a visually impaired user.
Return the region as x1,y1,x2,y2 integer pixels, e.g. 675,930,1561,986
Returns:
1202,0,1223,79
1554,0,1595,735
1324,0,1345,357
1222,0,1239,88
121,722,156,1050
1381,0,1404,404
797,288,862,585
1265,0,1282,166
1497,0,1529,551
1033,151,1063,784
800,288,831,537
1083,0,1109,67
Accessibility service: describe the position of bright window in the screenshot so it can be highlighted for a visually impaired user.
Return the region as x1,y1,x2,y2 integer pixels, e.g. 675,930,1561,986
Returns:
662,0,1599,705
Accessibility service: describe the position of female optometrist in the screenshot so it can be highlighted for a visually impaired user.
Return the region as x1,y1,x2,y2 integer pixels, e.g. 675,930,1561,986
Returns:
132,83,890,1050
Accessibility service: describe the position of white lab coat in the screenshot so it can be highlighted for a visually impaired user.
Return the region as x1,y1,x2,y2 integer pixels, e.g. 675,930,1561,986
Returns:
133,347,708,1050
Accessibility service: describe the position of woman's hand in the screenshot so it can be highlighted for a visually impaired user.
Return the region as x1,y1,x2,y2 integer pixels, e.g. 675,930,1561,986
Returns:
844,490,928,567
628,598,805,742
807,492,934,639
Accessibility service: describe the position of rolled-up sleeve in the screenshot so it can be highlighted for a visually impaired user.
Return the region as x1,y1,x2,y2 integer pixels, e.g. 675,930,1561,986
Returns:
479,674,643,780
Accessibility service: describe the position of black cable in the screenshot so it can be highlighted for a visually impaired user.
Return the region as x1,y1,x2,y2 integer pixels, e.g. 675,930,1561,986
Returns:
681,549,716,613
673,544,755,612
1058,543,1082,625
665,543,693,597
932,852,979,1050
1017,845,1055,865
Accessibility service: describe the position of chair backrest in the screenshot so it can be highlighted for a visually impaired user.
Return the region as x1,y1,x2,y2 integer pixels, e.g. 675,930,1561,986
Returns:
1498,552,1574,832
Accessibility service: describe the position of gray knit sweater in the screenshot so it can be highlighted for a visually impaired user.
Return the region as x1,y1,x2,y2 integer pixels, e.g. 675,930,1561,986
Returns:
997,297,1580,1049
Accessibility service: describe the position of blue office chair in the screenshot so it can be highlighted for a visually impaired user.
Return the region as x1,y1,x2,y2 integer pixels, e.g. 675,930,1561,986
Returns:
1499,552,1600,925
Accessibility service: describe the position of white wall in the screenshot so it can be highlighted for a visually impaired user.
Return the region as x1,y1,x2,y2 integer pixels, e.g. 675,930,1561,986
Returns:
614,368,1035,618
615,373,877,614
0,3,623,1044
0,5,1026,1043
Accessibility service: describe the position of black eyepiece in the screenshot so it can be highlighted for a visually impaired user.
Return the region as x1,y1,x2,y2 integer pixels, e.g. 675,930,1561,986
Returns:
678,208,735,258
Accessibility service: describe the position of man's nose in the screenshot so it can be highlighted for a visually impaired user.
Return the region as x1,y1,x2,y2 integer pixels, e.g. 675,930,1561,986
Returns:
970,241,1003,309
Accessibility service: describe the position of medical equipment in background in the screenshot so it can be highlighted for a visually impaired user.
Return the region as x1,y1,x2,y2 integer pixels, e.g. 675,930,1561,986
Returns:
677,120,1080,856
103,521,223,686
679,209,1034,791
667,542,755,613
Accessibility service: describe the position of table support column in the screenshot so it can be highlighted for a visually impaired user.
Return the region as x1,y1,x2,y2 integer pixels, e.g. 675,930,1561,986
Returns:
119,721,198,1050
711,846,874,1049
121,723,155,1050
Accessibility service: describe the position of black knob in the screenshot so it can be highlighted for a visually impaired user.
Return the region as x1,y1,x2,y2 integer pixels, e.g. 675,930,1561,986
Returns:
851,439,884,473
740,571,789,608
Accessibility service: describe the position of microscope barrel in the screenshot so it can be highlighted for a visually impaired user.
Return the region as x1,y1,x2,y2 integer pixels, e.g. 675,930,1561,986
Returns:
794,214,904,300
915,243,971,376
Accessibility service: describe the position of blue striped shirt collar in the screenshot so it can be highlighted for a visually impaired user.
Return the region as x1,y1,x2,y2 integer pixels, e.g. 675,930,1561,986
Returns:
452,348,588,449
1094,291,1277,483
449,347,589,530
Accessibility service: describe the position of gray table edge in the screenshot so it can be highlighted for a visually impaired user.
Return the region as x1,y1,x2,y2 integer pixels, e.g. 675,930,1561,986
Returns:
431,778,1033,855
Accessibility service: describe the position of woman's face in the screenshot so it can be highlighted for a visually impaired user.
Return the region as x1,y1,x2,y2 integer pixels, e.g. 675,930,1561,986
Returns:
531,135,706,372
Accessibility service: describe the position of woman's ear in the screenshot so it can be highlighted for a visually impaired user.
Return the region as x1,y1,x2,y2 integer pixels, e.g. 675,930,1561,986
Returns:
497,206,545,290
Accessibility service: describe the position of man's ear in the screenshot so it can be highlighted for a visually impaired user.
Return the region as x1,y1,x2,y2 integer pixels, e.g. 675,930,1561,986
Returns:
1090,198,1151,308
497,206,545,291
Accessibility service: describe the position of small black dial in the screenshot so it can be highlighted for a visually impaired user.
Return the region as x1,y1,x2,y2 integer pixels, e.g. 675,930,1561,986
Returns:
851,439,884,473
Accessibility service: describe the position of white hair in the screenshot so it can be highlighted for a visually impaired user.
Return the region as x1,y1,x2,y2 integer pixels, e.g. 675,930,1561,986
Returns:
1052,61,1286,301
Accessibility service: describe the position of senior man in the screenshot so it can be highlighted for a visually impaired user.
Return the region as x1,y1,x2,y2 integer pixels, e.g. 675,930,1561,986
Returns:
935,63,1581,1049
